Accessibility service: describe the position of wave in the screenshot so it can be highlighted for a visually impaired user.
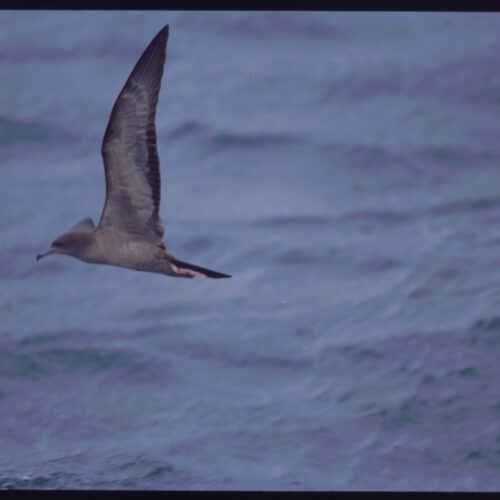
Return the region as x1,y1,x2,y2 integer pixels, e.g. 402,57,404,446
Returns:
341,209,415,225
0,471,80,489
340,194,500,225
166,121,297,152
426,196,500,216
174,341,312,373
321,142,414,172
0,116,51,147
323,40,500,107
213,12,344,40
166,121,207,140
255,215,330,227
0,38,141,64
416,145,498,166
0,344,167,382
209,132,297,151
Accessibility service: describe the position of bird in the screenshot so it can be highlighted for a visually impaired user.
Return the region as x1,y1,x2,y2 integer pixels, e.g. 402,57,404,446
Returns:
36,25,231,280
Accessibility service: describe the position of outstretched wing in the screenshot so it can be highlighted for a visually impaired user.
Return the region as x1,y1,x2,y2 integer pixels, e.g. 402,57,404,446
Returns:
98,25,169,245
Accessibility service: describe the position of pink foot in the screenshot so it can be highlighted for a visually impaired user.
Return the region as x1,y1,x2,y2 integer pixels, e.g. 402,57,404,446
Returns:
173,264,207,279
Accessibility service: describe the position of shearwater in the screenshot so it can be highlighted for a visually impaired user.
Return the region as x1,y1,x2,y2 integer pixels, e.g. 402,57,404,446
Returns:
36,25,231,280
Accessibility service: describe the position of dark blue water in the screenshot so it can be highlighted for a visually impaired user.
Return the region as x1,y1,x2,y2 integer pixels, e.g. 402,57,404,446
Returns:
1,11,500,490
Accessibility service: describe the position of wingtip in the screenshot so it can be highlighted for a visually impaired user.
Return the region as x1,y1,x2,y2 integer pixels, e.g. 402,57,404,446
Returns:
160,24,169,37
151,24,169,44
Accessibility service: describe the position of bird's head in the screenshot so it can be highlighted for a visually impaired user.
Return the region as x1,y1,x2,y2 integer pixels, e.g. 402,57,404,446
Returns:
36,231,89,261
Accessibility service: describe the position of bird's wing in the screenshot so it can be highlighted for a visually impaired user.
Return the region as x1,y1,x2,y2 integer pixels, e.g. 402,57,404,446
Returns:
98,25,169,245
69,217,95,232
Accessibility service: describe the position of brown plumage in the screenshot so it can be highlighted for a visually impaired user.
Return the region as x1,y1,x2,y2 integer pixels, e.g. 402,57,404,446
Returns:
36,25,231,280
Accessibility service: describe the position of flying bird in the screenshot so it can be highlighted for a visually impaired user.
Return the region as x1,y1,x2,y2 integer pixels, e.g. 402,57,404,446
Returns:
36,25,231,279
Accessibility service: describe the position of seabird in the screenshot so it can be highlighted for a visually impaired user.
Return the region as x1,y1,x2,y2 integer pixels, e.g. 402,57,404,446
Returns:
36,25,231,280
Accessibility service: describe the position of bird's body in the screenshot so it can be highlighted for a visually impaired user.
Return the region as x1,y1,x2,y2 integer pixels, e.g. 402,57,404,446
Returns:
36,25,231,280
59,222,209,278
60,224,167,272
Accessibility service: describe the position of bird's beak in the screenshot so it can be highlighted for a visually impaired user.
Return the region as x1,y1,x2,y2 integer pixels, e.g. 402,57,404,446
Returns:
36,248,56,261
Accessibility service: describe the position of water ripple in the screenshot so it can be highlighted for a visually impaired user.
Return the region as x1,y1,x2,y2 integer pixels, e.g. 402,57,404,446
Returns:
0,116,51,147
0,345,168,382
209,131,297,151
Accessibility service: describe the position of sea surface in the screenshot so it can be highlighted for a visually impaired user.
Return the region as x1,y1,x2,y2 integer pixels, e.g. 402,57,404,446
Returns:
1,11,500,491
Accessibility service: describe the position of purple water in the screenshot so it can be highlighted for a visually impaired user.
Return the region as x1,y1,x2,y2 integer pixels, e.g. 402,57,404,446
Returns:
1,11,499,490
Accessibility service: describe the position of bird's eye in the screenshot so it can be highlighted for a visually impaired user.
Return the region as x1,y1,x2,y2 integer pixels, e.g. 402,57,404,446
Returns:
53,241,64,248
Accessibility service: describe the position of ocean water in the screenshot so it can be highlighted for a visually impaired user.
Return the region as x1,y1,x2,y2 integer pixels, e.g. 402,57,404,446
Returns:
1,10,500,491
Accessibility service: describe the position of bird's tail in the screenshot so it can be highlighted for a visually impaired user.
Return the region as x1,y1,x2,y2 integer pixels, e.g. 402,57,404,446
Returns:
171,258,231,279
